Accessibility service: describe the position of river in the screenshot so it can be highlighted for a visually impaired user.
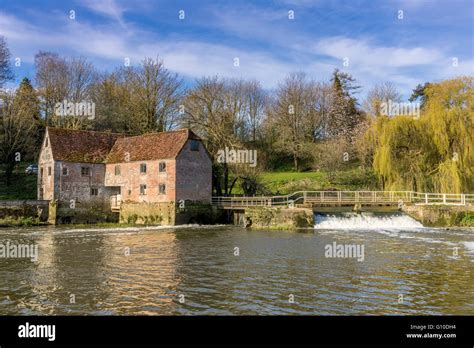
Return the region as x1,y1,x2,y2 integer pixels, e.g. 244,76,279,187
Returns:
0,214,473,315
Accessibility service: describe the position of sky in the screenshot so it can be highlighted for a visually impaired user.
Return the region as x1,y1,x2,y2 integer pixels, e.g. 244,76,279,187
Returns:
0,0,473,99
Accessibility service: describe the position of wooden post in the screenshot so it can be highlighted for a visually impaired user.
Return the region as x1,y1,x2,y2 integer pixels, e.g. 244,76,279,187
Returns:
461,194,465,205
443,194,446,204
425,193,428,204
337,191,341,203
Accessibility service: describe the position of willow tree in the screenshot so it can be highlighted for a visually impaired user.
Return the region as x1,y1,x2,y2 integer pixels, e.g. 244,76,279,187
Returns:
423,77,474,193
368,77,473,193
372,116,435,191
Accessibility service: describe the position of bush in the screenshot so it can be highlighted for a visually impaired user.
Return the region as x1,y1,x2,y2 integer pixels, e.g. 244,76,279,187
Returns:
460,213,474,227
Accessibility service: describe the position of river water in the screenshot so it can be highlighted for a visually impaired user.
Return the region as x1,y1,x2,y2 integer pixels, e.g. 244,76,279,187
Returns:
0,214,473,315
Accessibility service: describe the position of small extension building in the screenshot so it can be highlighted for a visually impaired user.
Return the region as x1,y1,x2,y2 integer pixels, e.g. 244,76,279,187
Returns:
38,127,212,224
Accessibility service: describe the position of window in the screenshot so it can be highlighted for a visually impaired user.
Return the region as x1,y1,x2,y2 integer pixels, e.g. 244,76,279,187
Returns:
190,140,199,151
115,165,121,176
140,184,147,195
140,163,147,174
159,184,166,194
128,189,131,195
40,168,44,179
48,167,51,176
81,167,91,176
159,162,166,172
62,167,68,176
45,138,48,147
90,188,98,196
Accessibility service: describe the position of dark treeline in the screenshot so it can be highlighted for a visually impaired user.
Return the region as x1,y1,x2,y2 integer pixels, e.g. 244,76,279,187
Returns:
0,36,472,194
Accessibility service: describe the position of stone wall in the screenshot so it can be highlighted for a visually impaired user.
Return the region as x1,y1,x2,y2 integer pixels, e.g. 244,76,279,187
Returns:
58,161,117,206
403,204,474,227
0,200,49,221
244,207,313,229
119,201,225,225
120,201,176,224
37,132,55,200
51,200,118,224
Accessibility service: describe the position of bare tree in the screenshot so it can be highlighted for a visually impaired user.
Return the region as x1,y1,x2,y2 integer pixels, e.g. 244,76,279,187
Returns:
0,87,39,184
245,80,266,143
67,57,96,103
183,76,267,195
266,72,319,170
125,57,183,133
34,51,69,124
363,81,401,117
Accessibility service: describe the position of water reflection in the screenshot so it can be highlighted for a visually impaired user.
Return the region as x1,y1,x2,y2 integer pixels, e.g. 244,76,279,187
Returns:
0,225,473,315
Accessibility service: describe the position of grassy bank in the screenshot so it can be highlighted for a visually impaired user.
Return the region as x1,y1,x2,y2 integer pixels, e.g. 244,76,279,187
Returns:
259,168,379,195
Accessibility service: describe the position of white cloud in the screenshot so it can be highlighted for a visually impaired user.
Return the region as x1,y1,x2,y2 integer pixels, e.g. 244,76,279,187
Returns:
314,37,443,67
0,8,471,97
81,0,126,27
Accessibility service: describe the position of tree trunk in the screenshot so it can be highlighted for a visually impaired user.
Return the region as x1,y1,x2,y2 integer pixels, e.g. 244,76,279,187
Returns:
293,153,298,171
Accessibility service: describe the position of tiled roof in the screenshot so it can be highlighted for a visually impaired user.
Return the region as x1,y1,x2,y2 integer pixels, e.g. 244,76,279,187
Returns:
106,129,201,163
47,128,124,163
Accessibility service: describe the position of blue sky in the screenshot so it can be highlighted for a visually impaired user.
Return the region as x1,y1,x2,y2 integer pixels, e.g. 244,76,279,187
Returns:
0,0,473,99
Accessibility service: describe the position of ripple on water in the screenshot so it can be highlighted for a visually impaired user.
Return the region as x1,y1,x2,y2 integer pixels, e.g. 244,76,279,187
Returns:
0,226,473,315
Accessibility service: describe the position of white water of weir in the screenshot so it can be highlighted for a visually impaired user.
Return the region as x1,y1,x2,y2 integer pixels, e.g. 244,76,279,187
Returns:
314,212,424,229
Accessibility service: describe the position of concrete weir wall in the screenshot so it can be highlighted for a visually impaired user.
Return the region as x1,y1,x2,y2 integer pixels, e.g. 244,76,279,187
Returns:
120,201,225,225
244,206,313,229
403,204,474,227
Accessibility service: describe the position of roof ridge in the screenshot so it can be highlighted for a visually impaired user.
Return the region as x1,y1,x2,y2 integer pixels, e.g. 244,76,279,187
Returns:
47,127,125,136
119,128,191,139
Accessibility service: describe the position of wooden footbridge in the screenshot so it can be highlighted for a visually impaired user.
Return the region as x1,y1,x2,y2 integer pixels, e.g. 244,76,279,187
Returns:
211,191,474,209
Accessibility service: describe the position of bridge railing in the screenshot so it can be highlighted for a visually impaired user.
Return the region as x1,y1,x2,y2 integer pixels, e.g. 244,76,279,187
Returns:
211,191,474,207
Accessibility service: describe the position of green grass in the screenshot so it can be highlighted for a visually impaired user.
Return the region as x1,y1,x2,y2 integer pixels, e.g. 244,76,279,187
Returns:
259,168,380,195
0,164,37,200
0,216,44,227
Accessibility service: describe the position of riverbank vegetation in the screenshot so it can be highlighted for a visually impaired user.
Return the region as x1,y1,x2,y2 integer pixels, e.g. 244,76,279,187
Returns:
0,35,472,197
0,216,43,227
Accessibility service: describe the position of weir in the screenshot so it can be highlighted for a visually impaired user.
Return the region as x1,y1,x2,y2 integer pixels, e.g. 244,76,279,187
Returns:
313,212,424,229
211,191,474,228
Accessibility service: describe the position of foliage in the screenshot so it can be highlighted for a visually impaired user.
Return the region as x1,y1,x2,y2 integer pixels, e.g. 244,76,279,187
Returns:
367,77,473,193
460,213,474,227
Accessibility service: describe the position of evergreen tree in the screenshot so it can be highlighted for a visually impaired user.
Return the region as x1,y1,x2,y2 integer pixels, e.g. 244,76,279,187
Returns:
0,36,14,88
327,69,361,138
